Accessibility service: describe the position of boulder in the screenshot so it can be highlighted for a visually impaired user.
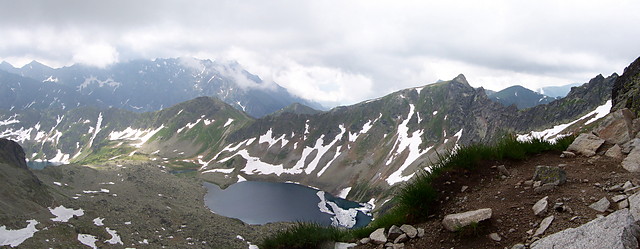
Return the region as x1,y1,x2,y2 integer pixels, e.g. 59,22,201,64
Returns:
628,192,640,221
530,209,640,249
442,208,492,232
416,228,425,238
567,133,605,157
369,228,386,244
593,109,636,145
399,224,417,238
622,138,640,154
393,234,408,244
533,215,554,237
613,195,628,203
622,147,640,172
561,151,576,158
387,225,403,240
533,196,549,216
532,166,567,186
359,237,371,245
589,197,611,212
605,144,624,159
619,199,630,210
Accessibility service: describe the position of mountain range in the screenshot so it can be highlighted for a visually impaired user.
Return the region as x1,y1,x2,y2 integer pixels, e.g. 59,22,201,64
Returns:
0,66,616,206
0,58,322,118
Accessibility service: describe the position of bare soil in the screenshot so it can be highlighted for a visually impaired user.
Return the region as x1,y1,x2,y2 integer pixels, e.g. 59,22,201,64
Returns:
358,151,639,249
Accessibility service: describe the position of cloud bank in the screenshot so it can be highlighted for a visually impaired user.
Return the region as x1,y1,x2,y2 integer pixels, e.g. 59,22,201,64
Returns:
1,0,639,106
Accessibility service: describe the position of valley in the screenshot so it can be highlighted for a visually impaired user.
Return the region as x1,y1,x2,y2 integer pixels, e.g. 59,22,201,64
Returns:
0,56,632,248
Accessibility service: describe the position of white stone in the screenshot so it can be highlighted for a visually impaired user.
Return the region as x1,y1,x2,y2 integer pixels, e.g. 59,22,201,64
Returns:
533,196,549,216
442,208,492,231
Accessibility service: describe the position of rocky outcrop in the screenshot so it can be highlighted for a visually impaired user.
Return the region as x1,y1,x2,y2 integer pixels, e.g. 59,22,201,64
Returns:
594,109,637,144
0,138,29,170
530,209,640,249
567,133,605,157
442,208,492,231
612,56,640,116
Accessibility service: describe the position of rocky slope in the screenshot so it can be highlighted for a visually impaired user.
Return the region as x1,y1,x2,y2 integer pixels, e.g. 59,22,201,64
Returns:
355,55,640,249
0,138,288,248
613,56,640,116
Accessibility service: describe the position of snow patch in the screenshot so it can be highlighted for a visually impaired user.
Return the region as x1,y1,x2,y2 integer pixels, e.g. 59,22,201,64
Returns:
224,118,234,127
93,218,104,226
104,227,123,245
385,104,433,185
0,220,39,247
337,187,352,199
517,100,612,142
77,234,97,249
49,205,84,222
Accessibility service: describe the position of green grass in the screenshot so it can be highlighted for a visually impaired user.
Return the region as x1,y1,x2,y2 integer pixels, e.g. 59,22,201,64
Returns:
260,223,343,249
259,134,575,249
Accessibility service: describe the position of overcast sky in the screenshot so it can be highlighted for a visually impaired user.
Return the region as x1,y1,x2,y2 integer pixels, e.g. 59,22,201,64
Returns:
1,0,639,107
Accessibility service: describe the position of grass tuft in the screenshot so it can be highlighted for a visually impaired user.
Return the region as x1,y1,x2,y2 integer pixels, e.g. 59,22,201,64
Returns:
259,223,343,249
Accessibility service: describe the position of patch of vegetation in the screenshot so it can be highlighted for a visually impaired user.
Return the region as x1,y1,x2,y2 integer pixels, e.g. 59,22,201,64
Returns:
260,223,343,249
259,134,576,248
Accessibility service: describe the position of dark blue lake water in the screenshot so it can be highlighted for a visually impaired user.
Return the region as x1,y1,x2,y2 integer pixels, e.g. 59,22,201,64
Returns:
26,161,61,170
203,181,372,228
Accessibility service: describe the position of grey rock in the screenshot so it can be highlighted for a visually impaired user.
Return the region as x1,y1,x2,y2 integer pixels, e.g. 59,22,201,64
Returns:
609,183,625,192
628,192,640,221
606,144,624,159
533,215,554,237
530,209,640,249
613,195,628,203
442,208,492,231
534,183,556,193
561,151,576,158
461,185,468,192
512,244,526,249
393,234,408,244
370,228,387,244
593,109,636,145
619,199,630,210
416,228,425,238
623,181,634,191
497,165,510,176
334,242,357,249
625,186,640,195
533,196,549,216
532,166,567,186
399,224,417,238
622,138,640,154
359,237,371,245
489,232,502,241
622,147,640,172
589,197,611,212
533,181,542,188
567,133,605,157
387,225,403,240
391,243,404,249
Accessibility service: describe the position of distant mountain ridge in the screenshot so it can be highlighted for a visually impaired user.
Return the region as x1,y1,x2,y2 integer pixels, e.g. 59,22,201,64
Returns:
487,85,558,109
0,58,322,118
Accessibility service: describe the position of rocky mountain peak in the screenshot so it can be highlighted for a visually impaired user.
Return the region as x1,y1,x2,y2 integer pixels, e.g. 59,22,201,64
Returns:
452,73,469,86
612,56,640,115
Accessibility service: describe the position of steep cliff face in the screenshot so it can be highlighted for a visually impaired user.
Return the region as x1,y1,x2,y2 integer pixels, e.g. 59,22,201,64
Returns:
0,139,52,224
612,56,640,115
